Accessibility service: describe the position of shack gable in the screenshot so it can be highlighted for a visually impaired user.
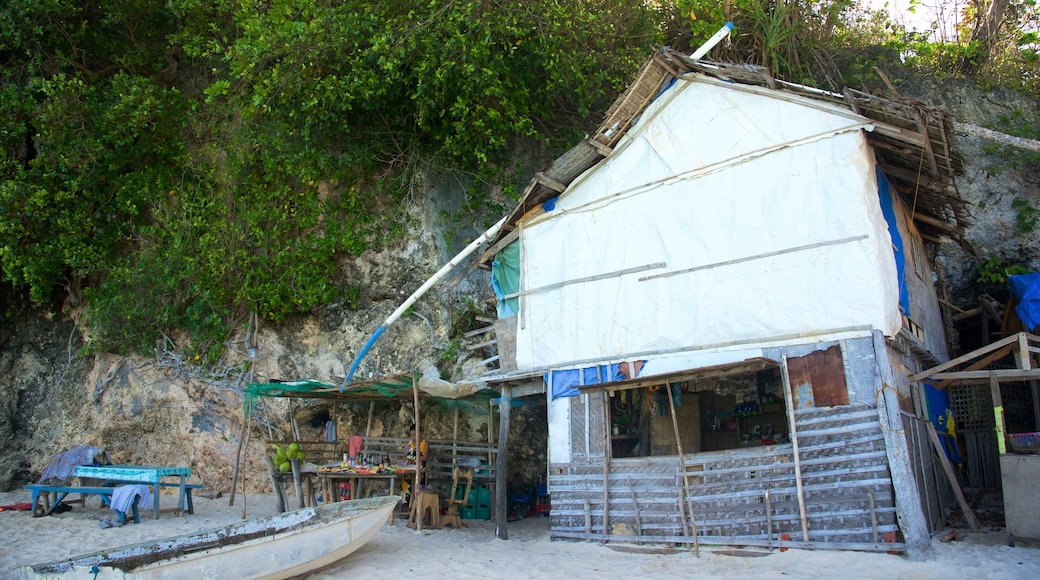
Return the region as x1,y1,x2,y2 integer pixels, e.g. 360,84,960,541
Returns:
514,77,902,371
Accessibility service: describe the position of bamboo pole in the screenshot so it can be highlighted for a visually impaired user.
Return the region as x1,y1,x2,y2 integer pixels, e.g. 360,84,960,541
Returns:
365,400,375,437
991,376,1007,454
925,421,980,530
496,386,512,539
241,417,251,520
780,355,810,542
665,382,700,556
602,392,611,541
453,407,460,463
765,491,773,549
228,420,249,507
412,375,422,531
264,456,286,514
628,480,642,536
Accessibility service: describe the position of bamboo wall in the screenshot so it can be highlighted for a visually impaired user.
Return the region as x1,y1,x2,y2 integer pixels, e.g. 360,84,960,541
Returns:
549,403,904,552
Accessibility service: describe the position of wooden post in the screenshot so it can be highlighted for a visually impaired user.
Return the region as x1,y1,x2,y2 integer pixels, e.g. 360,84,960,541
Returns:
765,491,773,549
602,392,611,541
365,400,375,437
869,491,879,544
264,456,286,514
991,376,1007,454
665,382,700,556
411,375,422,531
241,418,251,519
290,458,304,510
228,420,249,507
780,355,810,543
872,330,934,561
628,480,642,536
496,385,512,540
925,421,980,531
453,407,460,464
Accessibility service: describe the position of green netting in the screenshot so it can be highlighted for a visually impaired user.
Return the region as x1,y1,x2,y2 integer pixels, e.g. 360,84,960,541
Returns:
243,373,498,416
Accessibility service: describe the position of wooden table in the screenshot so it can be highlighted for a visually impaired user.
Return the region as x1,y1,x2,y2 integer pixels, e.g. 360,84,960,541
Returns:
317,469,414,503
72,465,191,519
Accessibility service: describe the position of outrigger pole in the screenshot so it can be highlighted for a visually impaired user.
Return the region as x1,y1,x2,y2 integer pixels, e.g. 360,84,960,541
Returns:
341,216,508,390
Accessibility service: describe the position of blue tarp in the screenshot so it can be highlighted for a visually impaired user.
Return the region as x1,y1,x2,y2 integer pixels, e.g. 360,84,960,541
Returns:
547,361,646,399
923,383,961,465
1010,272,1040,333
876,167,910,315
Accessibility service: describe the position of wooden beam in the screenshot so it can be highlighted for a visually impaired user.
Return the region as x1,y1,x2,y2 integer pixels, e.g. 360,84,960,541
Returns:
872,330,934,561
534,172,568,193
928,369,1040,382
925,422,980,531
665,383,700,556
586,137,613,157
933,344,1014,390
910,332,1024,382
495,385,512,539
602,392,611,542
411,376,422,529
991,377,1006,454
780,355,810,543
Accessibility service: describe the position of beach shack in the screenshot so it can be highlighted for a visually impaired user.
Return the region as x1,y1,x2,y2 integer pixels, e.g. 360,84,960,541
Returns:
458,47,971,558
243,372,501,529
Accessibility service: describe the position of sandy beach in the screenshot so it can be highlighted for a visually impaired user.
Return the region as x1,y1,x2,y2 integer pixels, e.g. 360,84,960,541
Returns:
2,488,1039,579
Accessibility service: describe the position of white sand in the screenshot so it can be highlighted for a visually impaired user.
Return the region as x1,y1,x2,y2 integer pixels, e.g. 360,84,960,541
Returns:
2,488,1039,579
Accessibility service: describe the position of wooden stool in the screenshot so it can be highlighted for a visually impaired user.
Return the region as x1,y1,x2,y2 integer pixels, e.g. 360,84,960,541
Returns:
441,466,474,529
408,490,440,530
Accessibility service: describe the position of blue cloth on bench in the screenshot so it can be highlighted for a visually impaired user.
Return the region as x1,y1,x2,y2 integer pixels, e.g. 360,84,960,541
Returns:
111,485,151,514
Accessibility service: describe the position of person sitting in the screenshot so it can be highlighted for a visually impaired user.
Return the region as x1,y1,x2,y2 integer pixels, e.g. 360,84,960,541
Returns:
404,424,429,483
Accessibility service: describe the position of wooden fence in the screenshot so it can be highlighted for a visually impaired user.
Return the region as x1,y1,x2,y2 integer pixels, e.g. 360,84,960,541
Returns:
549,403,905,552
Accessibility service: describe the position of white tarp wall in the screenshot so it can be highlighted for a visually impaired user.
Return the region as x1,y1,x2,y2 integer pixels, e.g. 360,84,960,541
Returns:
516,75,902,371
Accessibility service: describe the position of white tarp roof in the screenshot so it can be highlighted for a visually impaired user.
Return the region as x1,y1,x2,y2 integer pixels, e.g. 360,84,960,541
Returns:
514,76,901,370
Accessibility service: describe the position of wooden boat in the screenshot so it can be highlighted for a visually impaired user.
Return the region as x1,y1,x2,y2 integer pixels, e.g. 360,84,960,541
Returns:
21,495,400,580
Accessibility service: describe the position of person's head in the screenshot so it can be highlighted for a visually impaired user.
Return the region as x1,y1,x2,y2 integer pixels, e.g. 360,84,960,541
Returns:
409,424,416,438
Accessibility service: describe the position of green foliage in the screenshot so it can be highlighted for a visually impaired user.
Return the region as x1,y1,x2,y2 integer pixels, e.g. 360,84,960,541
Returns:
1,0,661,362
976,258,1029,284
674,0,856,84
1013,197,1039,234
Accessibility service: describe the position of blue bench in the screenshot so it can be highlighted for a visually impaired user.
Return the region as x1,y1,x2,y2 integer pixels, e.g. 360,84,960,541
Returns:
25,484,141,524
27,482,204,520
95,481,204,515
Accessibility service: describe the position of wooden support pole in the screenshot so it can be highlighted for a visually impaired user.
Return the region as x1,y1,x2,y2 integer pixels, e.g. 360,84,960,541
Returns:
228,420,249,507
925,422,980,531
241,418,251,519
290,458,304,510
779,355,810,543
602,392,611,541
628,480,642,536
496,386,512,540
665,382,700,556
765,491,773,549
453,407,460,463
869,491,878,544
412,376,422,531
872,330,934,561
264,456,286,514
991,376,1007,454
365,400,375,437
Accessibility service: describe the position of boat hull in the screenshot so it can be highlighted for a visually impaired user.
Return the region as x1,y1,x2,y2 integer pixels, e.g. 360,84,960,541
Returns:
22,495,399,580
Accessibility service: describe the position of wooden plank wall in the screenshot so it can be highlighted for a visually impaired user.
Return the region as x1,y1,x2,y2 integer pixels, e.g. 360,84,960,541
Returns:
550,403,903,551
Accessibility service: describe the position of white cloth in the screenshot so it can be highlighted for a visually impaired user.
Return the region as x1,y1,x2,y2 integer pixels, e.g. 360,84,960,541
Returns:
110,484,151,514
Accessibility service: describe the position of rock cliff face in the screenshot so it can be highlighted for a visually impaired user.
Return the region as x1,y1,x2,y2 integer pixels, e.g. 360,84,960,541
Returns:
897,77,1040,303
1,79,1037,493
